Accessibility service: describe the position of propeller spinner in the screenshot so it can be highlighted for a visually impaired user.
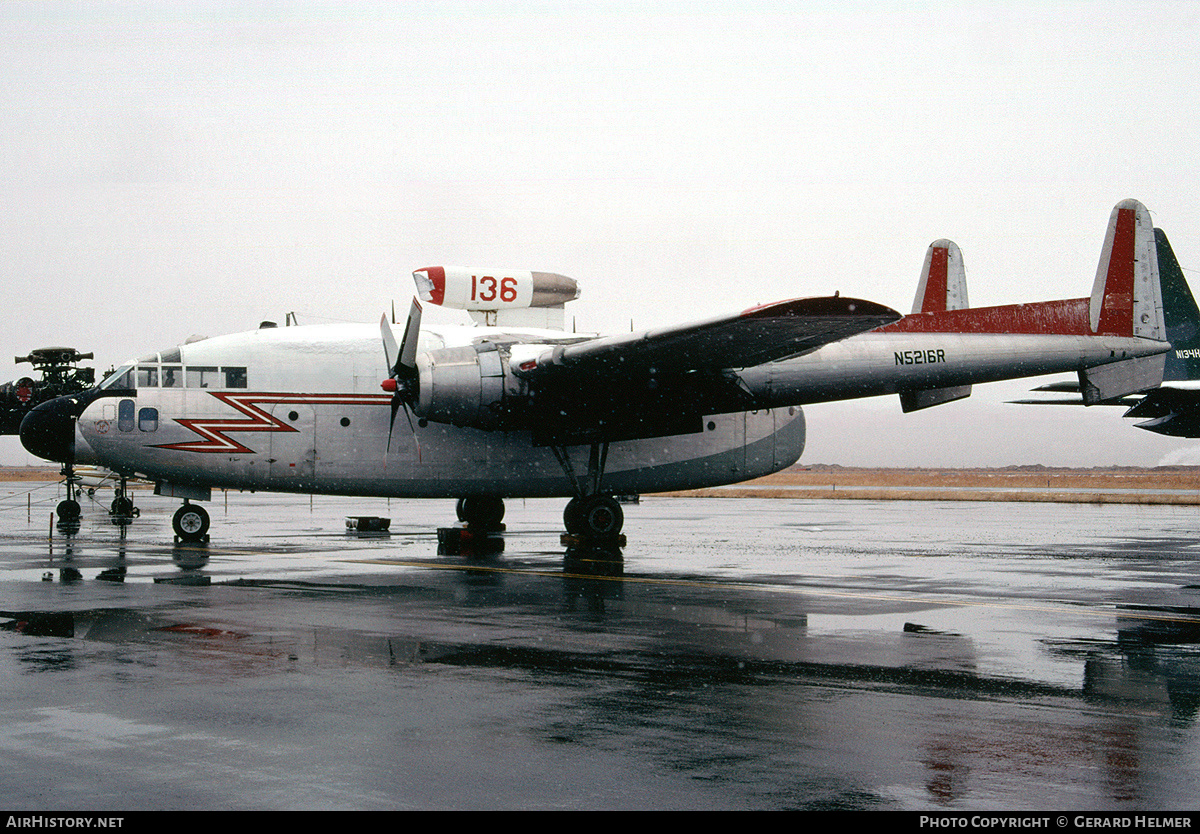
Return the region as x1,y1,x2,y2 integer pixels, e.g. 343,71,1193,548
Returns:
380,299,423,452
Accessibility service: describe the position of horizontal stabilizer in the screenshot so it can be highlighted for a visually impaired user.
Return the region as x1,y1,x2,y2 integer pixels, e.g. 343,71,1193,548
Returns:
1123,385,1200,417
1008,396,1141,407
1126,384,1200,435
899,385,971,413
1078,353,1166,405
1032,381,1082,394
1133,411,1200,436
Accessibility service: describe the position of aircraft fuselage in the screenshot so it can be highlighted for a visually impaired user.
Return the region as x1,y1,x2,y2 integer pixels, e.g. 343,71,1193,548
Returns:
61,318,1162,500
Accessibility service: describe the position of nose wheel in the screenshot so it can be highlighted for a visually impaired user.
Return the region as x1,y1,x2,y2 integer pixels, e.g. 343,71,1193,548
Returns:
173,502,210,543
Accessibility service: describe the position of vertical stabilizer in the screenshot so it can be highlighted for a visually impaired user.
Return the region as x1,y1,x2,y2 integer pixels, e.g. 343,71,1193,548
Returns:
900,239,971,412
911,240,968,314
1156,228,1200,382
1079,199,1167,403
1089,199,1163,339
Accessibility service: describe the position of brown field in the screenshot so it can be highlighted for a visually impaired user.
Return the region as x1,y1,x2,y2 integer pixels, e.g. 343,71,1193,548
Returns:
5,464,1200,504
0,467,60,482
661,465,1200,505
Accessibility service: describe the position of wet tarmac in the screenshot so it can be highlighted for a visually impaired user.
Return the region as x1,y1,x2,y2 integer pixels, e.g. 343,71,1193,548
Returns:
2,481,1200,810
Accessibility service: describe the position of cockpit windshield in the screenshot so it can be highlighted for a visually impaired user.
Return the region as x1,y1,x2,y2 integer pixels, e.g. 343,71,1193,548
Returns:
99,363,135,390
98,353,248,391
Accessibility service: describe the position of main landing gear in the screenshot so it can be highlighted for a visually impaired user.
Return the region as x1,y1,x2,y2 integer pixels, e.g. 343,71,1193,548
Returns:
562,494,623,538
438,496,506,555
551,441,626,546
455,496,506,530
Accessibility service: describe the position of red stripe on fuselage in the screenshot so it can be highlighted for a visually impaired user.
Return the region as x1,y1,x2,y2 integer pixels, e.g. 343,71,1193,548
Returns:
153,392,390,454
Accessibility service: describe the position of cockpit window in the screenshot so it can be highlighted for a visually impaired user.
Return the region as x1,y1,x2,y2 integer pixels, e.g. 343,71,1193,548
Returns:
186,366,219,389
99,357,247,390
99,365,135,391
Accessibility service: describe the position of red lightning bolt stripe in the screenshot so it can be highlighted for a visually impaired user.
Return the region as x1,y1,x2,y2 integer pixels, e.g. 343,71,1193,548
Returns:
154,392,391,454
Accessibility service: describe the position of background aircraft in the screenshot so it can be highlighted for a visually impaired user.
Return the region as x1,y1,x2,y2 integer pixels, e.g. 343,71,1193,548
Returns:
1013,228,1200,436
19,200,1171,545
0,348,94,435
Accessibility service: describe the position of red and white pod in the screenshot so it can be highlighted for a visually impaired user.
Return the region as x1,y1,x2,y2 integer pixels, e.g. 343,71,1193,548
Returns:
412,267,579,311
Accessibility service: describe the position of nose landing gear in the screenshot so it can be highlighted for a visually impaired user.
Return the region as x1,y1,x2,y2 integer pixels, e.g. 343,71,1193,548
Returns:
172,501,210,543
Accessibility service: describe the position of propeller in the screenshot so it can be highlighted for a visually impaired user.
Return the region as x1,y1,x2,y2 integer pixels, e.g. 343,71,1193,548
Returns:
381,298,423,453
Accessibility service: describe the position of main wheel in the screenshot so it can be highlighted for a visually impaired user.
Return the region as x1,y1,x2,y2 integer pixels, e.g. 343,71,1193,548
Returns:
458,496,505,530
565,495,623,537
172,503,210,542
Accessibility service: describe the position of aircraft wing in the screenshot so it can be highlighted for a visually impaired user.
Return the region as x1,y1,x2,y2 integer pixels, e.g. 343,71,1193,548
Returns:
515,295,900,446
521,296,900,380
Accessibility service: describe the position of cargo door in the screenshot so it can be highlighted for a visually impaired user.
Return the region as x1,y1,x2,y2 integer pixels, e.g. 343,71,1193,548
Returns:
269,403,317,485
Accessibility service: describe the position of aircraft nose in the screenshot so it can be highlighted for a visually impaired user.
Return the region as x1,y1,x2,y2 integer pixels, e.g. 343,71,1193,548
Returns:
19,395,84,464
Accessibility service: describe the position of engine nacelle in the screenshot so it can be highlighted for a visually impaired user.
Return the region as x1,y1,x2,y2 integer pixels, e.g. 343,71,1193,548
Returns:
413,267,578,310
413,343,530,431
412,267,579,332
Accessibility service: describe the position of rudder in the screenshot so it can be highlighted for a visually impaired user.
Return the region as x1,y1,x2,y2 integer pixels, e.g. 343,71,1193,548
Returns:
1089,199,1164,339
912,239,968,314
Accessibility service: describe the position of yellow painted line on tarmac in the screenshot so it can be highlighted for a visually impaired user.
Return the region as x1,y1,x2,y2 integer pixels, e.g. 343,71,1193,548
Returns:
345,557,1200,626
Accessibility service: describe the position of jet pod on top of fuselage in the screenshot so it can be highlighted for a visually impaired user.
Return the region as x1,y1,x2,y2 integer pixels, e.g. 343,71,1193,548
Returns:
412,267,580,329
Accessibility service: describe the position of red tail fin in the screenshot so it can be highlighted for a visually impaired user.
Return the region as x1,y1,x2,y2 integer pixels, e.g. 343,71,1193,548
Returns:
912,240,968,314
1090,199,1163,338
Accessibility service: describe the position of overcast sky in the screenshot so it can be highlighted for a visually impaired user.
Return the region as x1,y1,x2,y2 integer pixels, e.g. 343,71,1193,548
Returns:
2,1,1199,467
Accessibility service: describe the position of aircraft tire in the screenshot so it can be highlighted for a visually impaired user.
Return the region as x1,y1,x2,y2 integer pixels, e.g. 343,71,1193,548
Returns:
566,495,623,537
56,499,81,521
173,503,210,542
458,496,504,530
563,498,583,534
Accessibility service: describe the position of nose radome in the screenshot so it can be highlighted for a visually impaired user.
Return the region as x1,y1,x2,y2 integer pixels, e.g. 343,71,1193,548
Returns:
19,395,84,464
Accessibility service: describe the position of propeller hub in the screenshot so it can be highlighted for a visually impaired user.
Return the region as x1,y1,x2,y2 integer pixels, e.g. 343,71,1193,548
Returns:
381,378,398,393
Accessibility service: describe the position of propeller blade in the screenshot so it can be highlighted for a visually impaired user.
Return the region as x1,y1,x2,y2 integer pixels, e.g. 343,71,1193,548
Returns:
380,314,399,374
382,298,424,455
397,297,423,375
